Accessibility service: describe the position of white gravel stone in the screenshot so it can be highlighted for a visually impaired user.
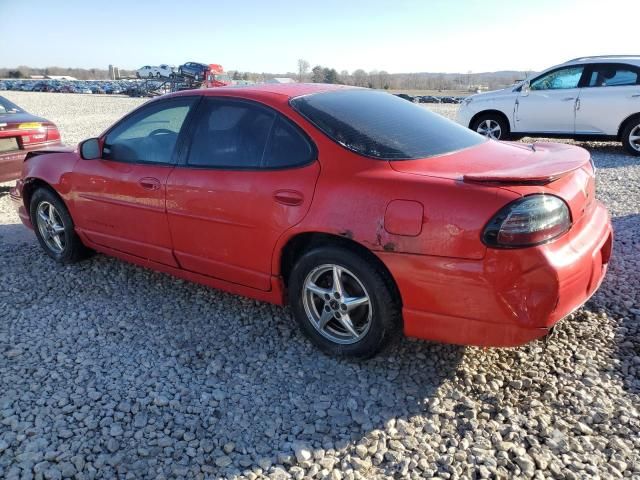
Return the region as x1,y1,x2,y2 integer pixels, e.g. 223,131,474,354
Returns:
0,91,638,479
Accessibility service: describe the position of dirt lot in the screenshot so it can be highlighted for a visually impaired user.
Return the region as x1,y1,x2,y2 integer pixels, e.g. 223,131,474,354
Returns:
0,91,638,479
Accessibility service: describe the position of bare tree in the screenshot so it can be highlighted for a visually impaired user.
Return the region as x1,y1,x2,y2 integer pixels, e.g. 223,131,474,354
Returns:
297,59,310,82
353,69,368,87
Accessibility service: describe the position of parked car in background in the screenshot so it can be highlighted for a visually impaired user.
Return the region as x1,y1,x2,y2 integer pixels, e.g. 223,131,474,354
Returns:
136,65,175,79
0,96,62,182
419,95,441,104
11,85,611,358
394,93,418,103
457,55,640,155
177,62,209,80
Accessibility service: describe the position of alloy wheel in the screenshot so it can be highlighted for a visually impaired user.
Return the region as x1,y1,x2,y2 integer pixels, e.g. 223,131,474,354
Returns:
302,264,372,345
476,119,502,139
629,124,640,152
35,201,66,254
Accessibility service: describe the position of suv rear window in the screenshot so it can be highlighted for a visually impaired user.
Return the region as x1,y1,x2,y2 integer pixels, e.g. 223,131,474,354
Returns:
290,89,485,160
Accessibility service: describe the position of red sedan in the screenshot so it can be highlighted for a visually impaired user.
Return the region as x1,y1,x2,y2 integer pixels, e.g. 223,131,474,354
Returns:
10,84,612,357
0,96,61,182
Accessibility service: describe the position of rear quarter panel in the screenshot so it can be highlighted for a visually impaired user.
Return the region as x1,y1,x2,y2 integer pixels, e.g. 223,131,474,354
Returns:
272,136,520,266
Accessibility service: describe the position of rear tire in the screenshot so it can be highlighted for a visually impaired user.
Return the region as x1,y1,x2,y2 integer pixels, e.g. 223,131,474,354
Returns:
288,245,401,358
470,113,510,141
30,188,91,264
621,116,640,156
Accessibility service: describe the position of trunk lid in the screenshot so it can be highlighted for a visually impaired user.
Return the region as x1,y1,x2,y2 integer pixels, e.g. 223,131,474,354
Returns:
0,113,56,150
389,140,590,185
389,140,596,224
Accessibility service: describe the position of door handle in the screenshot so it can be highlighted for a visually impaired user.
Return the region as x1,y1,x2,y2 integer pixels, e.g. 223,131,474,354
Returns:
562,97,575,101
273,190,304,206
632,94,640,98
138,177,161,191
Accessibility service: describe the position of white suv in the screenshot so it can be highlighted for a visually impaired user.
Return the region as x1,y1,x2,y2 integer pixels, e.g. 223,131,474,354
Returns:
457,55,640,155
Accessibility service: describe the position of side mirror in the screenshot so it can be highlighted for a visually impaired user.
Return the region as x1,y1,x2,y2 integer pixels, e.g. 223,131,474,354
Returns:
521,81,530,97
80,138,101,160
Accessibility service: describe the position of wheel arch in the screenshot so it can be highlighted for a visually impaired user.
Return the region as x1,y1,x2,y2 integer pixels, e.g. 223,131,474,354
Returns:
22,177,62,212
617,112,640,139
277,231,402,306
469,109,512,131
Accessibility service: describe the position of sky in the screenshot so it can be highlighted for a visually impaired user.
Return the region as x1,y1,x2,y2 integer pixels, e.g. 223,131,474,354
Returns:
0,0,636,74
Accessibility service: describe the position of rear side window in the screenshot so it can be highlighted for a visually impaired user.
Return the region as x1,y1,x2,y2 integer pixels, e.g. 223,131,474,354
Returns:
187,98,275,168
587,65,639,87
263,116,315,168
290,89,485,160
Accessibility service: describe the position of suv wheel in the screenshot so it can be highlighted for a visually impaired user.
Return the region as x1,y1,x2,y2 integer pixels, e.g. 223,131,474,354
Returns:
621,117,640,156
288,246,400,358
30,188,90,264
471,113,510,140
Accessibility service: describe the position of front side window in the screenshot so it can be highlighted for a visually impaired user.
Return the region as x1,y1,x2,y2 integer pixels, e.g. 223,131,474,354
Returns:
587,65,639,87
530,67,584,90
290,89,485,160
104,97,196,164
187,99,275,168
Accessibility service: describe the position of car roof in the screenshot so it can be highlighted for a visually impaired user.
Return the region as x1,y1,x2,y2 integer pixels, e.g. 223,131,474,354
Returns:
563,55,640,67
170,83,358,100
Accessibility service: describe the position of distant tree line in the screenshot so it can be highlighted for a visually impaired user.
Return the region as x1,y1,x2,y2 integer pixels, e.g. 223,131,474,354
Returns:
1,63,531,91
293,59,529,91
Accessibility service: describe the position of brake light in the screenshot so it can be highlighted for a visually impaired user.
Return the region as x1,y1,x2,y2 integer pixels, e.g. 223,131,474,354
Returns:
482,194,571,248
46,126,61,142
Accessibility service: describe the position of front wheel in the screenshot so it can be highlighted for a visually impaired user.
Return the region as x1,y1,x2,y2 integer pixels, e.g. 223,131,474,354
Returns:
621,117,640,156
288,246,401,358
470,113,510,140
30,188,90,264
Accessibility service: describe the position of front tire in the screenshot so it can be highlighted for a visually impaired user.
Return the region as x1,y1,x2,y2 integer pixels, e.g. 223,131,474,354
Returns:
471,113,510,140
30,188,90,264
621,116,640,156
288,246,401,358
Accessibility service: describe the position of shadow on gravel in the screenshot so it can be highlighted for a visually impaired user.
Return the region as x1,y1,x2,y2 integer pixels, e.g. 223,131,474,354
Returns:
594,214,640,393
0,223,35,246
0,185,12,199
0,240,464,478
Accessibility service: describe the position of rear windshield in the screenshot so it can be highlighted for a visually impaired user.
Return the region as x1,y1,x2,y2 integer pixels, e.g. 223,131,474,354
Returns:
0,96,23,114
290,89,485,160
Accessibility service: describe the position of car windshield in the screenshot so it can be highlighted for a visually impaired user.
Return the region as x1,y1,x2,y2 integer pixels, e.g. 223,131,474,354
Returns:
290,89,485,160
0,96,24,114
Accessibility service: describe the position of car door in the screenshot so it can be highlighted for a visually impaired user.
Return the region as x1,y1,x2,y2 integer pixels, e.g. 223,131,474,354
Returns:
514,66,586,134
72,96,199,266
166,97,320,291
575,63,640,135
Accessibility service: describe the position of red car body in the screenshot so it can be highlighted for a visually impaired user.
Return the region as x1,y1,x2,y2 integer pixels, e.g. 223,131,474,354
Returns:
0,96,62,182
10,84,612,347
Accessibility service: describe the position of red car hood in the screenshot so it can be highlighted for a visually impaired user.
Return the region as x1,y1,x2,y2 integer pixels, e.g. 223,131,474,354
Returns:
389,140,591,185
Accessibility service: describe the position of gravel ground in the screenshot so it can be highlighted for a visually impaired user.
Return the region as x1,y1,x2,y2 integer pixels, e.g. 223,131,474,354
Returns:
0,91,638,480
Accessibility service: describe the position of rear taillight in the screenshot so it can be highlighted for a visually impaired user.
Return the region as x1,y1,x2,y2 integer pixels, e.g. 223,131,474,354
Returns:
46,126,61,142
483,194,571,248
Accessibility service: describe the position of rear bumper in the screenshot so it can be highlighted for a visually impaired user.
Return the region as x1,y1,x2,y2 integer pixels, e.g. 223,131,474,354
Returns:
378,201,612,347
0,141,62,183
455,105,474,128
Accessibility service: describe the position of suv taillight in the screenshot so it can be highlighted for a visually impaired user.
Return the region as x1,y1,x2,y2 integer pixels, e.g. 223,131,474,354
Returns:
483,194,571,248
